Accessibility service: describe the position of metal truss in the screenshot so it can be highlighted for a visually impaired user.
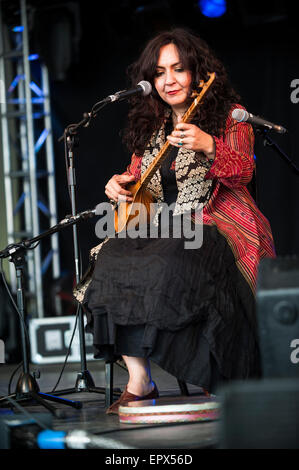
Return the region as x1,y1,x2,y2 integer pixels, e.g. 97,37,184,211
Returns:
0,0,61,317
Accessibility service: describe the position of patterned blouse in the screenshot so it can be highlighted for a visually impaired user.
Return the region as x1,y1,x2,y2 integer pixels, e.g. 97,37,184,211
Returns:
124,105,276,292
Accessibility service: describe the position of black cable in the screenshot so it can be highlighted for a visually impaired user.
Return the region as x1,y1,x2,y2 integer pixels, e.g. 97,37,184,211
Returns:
50,303,80,393
90,102,108,117
53,129,83,393
26,241,40,251
0,256,42,400
50,245,83,392
0,258,31,348
56,100,108,394
63,130,72,201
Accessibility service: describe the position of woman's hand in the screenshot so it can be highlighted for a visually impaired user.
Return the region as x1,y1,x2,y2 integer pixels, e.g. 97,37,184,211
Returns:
167,122,215,159
105,174,135,203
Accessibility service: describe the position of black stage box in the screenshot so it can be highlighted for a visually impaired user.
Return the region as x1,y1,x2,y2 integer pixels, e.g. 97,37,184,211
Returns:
218,257,299,449
218,379,299,449
256,257,299,378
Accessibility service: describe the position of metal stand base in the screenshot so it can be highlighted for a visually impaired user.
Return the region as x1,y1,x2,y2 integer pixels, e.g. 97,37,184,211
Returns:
49,364,122,409
0,372,82,418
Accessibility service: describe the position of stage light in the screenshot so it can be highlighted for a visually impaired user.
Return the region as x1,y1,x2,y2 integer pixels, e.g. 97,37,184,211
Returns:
199,0,227,18
28,54,39,61
12,26,24,32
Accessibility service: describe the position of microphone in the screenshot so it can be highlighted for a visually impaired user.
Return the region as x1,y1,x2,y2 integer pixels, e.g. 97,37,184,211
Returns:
59,208,97,225
232,108,287,134
36,429,136,449
57,81,152,141
103,80,152,103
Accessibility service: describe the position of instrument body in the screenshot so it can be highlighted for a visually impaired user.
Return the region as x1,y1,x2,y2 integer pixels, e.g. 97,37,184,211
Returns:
114,72,216,233
114,180,154,233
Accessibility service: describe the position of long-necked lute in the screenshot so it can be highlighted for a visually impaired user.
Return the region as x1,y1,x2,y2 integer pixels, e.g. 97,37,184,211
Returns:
113,72,216,233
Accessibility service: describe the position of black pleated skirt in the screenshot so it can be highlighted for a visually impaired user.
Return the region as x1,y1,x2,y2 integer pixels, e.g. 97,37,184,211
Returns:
82,222,261,393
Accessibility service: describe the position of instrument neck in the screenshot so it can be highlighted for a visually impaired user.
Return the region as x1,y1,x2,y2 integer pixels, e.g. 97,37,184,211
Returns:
141,105,198,186
140,72,216,188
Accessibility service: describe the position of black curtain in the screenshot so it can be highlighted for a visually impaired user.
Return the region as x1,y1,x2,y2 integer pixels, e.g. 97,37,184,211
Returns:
46,0,299,290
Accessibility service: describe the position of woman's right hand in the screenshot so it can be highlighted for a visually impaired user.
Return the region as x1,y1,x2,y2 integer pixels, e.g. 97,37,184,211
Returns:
105,174,135,203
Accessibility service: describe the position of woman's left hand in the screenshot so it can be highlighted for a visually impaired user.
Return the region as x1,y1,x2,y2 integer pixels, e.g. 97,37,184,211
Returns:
167,123,215,159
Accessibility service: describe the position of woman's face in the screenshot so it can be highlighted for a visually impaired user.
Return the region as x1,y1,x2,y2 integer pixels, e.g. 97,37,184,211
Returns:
154,43,192,112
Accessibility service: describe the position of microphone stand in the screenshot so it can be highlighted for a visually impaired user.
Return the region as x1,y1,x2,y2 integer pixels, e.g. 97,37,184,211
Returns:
0,210,96,417
256,128,299,173
253,127,298,209
50,100,122,406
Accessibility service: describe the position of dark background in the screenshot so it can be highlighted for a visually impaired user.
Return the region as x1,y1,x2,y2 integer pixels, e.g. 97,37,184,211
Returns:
2,0,299,317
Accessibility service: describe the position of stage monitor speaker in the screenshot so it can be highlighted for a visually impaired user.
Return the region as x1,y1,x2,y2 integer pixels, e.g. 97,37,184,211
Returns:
29,316,95,364
218,379,299,449
256,257,299,378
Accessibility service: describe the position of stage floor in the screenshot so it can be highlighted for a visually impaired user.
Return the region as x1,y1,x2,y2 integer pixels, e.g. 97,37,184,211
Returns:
0,360,219,450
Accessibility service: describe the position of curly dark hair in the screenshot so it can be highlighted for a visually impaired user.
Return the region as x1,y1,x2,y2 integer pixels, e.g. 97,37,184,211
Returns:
122,28,241,156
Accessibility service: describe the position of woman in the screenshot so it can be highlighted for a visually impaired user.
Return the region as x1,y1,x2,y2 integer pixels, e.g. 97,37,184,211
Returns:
74,28,275,414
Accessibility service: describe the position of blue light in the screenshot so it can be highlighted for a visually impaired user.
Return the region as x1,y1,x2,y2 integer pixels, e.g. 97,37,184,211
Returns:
13,192,26,215
34,129,49,154
42,250,53,274
8,75,24,93
37,430,66,449
38,200,51,217
199,0,227,18
13,26,24,32
30,81,44,97
28,54,39,61
7,98,45,105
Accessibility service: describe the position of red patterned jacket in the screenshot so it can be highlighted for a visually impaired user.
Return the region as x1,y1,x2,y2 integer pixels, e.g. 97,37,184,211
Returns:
123,106,276,292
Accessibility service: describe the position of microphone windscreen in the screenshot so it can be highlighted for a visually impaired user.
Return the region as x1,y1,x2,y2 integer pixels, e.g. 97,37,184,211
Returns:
138,80,152,96
232,108,249,122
